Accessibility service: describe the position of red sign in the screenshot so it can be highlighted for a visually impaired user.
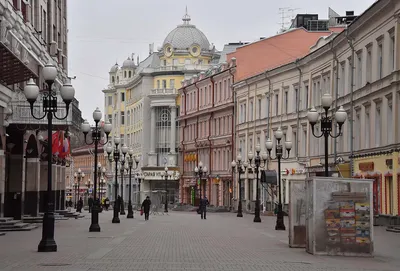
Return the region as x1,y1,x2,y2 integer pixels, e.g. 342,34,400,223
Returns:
359,162,374,172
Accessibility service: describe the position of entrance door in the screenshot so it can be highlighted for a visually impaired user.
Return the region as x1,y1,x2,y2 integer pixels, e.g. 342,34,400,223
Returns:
386,176,393,214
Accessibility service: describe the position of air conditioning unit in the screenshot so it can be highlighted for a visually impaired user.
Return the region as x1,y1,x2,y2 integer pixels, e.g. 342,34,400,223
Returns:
22,0,30,5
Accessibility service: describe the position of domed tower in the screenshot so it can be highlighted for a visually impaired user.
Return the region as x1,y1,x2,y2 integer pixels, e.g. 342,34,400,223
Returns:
159,8,214,66
109,63,119,84
121,56,136,79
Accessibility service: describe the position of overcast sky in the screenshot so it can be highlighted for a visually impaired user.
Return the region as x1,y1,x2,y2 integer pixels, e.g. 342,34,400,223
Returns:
68,0,376,121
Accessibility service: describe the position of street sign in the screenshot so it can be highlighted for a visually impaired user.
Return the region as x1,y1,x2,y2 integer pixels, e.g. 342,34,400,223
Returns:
89,188,93,194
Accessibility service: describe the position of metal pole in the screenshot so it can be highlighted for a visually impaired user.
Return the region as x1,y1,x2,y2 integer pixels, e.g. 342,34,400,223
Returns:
120,166,125,215
325,133,329,177
164,173,168,213
89,122,100,232
112,150,120,223
275,154,286,230
254,163,261,223
127,165,133,218
38,83,57,252
237,166,243,217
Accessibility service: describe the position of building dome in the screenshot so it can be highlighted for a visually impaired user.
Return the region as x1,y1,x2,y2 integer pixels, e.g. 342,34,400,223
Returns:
122,57,136,69
109,63,119,73
162,10,210,52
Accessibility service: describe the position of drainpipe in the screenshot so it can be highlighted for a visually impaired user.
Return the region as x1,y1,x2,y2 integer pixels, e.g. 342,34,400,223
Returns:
295,60,302,159
347,32,355,177
208,76,215,201
228,64,235,206
330,42,340,164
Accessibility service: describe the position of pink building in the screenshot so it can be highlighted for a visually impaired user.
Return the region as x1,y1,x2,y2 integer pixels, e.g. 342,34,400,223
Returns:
178,58,236,207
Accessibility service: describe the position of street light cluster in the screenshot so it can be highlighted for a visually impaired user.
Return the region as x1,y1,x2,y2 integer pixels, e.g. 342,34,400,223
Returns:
24,63,75,252
106,138,139,223
194,162,208,200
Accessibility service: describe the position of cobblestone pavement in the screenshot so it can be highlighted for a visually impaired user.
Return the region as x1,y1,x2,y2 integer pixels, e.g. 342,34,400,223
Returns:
0,210,400,271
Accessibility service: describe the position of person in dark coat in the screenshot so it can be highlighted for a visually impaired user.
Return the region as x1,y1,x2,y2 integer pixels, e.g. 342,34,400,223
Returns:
77,197,83,213
141,196,151,221
199,196,209,219
104,197,110,211
88,197,94,213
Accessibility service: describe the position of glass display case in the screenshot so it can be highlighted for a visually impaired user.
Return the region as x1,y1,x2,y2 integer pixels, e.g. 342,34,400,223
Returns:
305,177,374,256
288,180,306,248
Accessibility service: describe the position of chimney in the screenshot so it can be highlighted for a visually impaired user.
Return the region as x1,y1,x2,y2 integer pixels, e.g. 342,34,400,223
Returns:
149,43,154,55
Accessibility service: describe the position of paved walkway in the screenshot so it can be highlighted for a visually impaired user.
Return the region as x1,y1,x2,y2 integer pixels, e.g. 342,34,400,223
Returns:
0,210,400,271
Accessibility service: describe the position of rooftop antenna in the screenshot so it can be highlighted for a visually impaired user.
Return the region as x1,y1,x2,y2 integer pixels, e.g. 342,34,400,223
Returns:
278,7,300,33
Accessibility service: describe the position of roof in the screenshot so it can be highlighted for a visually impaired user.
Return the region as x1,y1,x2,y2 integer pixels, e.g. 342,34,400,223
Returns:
227,27,344,82
162,11,211,51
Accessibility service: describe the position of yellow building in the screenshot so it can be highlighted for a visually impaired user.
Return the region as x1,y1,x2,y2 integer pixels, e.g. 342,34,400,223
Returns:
102,9,220,204
353,150,400,216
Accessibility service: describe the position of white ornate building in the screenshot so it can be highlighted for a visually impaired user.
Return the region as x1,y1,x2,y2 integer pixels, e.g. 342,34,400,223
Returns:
103,10,220,204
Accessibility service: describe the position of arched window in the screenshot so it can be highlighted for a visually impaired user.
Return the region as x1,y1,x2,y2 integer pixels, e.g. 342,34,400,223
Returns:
124,71,127,78
112,76,115,83
117,76,119,83
129,71,132,77
127,111,131,126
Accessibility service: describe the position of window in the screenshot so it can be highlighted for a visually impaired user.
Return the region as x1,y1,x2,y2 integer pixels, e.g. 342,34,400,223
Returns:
108,114,112,123
365,108,370,148
284,90,288,114
301,128,307,157
357,52,362,89
244,103,247,122
121,92,125,102
375,105,381,147
292,131,297,157
258,98,262,119
275,93,279,116
355,112,360,150
108,96,112,106
366,46,372,83
390,33,395,71
124,71,127,78
129,71,132,77
170,79,175,89
294,87,298,112
121,111,125,125
340,62,345,96
378,42,383,79
162,80,167,89
347,57,352,94
304,85,309,109
173,59,179,66
387,100,393,144
249,101,253,121
249,138,253,152
157,80,160,89
163,60,167,66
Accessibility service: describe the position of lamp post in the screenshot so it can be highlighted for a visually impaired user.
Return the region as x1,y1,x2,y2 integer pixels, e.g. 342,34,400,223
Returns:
23,63,75,252
74,169,84,209
194,162,207,203
307,94,347,177
126,148,139,218
247,145,268,223
81,111,111,232
161,166,170,213
231,155,248,217
99,166,106,203
265,127,292,230
137,173,141,206
119,160,126,215
105,138,128,223
85,179,92,208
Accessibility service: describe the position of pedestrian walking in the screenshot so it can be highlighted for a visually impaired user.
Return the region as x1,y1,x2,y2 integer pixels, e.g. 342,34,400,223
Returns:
199,196,209,220
104,197,110,211
77,197,83,213
141,196,151,221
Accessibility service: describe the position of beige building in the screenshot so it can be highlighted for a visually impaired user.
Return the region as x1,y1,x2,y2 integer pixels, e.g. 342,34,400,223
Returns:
231,0,400,215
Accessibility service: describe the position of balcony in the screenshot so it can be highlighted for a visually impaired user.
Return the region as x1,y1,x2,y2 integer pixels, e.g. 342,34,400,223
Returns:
150,88,177,95
143,63,213,74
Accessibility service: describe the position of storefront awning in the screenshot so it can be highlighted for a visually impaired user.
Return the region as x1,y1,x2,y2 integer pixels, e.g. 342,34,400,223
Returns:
0,41,38,85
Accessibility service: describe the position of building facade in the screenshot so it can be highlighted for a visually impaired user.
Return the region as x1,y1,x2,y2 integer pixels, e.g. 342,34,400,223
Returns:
103,11,219,205
230,0,400,215
0,0,82,218
178,58,237,207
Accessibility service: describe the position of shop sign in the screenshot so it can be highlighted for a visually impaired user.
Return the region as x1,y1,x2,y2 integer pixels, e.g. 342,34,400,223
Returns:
359,162,374,172
142,170,179,180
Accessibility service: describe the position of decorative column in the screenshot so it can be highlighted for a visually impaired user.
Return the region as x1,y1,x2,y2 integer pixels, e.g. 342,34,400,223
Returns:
168,105,177,166
0,150,5,217
148,106,157,166
60,165,66,210
25,158,40,217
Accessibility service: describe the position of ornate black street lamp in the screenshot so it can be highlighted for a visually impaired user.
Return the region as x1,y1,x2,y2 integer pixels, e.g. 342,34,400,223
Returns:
231,155,248,218
105,138,128,223
247,145,267,223
161,166,170,213
136,173,141,206
119,161,126,215
194,162,207,201
24,63,75,252
81,108,112,232
126,148,139,218
265,127,292,230
307,94,347,177
73,169,84,208
97,164,106,203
